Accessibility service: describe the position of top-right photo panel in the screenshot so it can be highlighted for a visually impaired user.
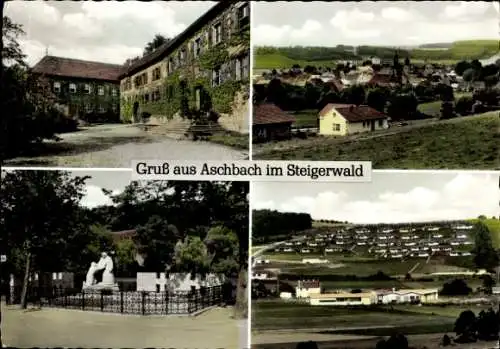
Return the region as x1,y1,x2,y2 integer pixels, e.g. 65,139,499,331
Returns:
251,1,500,170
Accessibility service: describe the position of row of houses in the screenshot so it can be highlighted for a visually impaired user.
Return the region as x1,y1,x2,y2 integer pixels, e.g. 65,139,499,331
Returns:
280,280,439,306
31,1,250,130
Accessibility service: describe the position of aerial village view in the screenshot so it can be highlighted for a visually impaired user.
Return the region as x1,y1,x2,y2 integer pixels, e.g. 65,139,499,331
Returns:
1,1,250,167
251,172,500,349
251,1,500,170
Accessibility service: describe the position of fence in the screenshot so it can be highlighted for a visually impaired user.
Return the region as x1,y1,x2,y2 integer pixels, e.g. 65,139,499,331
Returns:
6,285,226,315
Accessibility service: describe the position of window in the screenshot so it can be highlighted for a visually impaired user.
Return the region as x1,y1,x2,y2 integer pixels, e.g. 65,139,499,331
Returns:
212,22,222,45
378,119,383,127
152,89,160,101
98,86,104,96
125,78,131,91
142,72,148,85
111,88,117,97
98,105,106,113
69,83,76,93
84,84,92,94
179,48,186,63
85,104,93,113
333,123,341,131
152,67,161,81
226,16,232,38
241,54,249,79
193,38,202,58
144,93,150,103
53,82,61,93
238,3,250,28
168,58,174,74
212,67,221,87
112,104,118,112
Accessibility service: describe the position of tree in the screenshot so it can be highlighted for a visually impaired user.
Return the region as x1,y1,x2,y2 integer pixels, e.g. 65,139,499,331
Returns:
454,310,477,342
174,236,210,276
440,101,455,120
476,308,499,340
385,333,408,349
143,34,169,55
440,279,472,296
204,226,239,276
0,170,90,308
134,215,180,271
124,56,141,67
266,78,287,107
441,334,452,346
114,238,139,276
472,221,498,270
462,68,475,85
366,88,388,112
455,96,474,116
342,85,366,105
482,274,495,294
455,61,471,76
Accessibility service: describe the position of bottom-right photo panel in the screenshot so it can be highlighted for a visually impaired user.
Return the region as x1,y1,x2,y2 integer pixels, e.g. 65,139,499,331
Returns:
251,171,500,349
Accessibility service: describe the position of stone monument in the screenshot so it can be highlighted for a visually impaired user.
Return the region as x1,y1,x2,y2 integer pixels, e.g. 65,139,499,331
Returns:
82,252,119,291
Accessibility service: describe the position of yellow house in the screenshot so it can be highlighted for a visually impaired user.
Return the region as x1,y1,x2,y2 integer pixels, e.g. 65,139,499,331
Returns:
309,291,377,306
318,103,389,136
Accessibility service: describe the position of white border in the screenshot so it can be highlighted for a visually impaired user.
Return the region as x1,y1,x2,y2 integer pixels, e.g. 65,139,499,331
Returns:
248,0,254,162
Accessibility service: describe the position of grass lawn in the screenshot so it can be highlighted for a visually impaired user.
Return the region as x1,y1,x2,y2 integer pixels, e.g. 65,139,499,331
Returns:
208,132,249,151
254,54,337,70
254,112,499,169
469,218,500,248
291,109,319,128
252,300,458,332
417,92,473,117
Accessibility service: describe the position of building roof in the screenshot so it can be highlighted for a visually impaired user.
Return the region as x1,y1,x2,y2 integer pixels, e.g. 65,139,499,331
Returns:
31,56,123,82
110,229,137,241
253,103,296,125
310,292,375,299
377,288,439,296
119,1,236,79
297,280,321,289
319,104,388,122
368,73,396,86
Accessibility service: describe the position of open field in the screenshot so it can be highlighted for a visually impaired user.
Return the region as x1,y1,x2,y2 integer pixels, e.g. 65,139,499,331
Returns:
469,218,500,248
253,112,499,169
252,300,464,332
2,304,246,348
254,54,338,70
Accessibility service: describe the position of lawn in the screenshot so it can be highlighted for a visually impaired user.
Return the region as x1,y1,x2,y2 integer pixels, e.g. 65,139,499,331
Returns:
469,217,500,248
253,112,500,169
253,54,338,70
208,132,249,151
291,109,319,128
251,300,459,333
417,92,473,117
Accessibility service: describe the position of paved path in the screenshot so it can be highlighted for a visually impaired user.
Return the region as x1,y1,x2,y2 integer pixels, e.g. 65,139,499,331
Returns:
3,304,247,348
4,124,247,167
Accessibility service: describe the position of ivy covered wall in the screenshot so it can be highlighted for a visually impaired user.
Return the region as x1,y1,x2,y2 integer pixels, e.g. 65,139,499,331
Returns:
119,2,250,123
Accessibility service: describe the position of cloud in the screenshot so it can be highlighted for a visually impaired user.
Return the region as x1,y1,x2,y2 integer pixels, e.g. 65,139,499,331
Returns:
252,20,322,46
291,20,322,39
80,185,121,208
252,173,498,224
5,1,213,66
443,1,492,20
381,7,413,22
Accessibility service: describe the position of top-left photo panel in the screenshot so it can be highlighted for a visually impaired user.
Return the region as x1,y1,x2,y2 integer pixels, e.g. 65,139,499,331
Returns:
1,1,250,168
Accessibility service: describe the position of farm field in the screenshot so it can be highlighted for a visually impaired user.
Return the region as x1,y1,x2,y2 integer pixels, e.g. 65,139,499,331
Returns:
469,218,500,248
253,111,499,169
251,300,481,333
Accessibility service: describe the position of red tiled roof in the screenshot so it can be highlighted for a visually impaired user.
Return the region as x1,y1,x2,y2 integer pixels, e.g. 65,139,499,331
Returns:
253,103,296,125
320,103,388,122
32,56,123,82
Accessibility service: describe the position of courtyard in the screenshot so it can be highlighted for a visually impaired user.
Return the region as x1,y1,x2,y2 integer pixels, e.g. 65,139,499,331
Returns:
2,124,248,167
2,303,247,348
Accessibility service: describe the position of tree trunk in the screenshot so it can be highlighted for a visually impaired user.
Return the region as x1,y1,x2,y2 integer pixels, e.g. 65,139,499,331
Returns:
233,267,247,319
19,251,31,309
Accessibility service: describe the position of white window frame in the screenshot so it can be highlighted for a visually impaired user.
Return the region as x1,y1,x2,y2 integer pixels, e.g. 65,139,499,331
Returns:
84,84,92,94
213,23,222,45
69,83,77,93
98,105,106,113
98,86,105,96
85,103,93,113
193,38,202,58
53,82,61,93
111,88,117,97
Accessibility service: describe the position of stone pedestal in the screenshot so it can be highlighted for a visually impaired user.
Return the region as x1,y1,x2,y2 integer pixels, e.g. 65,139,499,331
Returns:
82,282,119,292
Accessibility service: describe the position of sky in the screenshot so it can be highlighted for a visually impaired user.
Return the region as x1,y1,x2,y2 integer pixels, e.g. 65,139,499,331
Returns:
75,170,130,208
4,1,216,67
252,1,500,47
251,172,500,224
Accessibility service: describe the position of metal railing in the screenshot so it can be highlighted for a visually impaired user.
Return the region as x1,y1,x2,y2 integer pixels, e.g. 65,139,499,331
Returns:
6,285,225,315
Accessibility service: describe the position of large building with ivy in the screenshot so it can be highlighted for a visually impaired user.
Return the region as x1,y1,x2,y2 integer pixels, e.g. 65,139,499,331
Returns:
31,56,122,122
118,1,250,126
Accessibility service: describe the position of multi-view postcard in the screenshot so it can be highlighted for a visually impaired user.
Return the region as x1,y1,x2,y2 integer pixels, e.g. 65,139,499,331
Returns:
1,1,250,167
251,1,500,170
251,171,500,349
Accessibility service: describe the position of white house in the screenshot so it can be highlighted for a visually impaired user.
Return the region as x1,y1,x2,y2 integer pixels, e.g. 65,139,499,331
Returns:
302,258,328,264
296,280,321,298
377,289,439,304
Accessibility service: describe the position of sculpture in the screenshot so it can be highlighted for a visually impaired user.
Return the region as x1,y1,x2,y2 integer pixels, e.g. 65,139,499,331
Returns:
82,252,119,291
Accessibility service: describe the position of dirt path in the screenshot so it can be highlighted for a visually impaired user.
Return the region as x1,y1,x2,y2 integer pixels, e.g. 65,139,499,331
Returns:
4,124,247,167
3,304,247,348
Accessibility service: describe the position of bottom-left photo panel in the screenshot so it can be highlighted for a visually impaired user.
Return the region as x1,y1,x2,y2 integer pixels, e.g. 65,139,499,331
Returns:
0,169,249,349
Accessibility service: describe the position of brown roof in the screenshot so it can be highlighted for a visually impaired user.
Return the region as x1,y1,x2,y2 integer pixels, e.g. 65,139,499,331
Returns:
368,73,396,86
253,103,296,125
31,56,123,82
110,229,137,241
319,104,388,122
119,1,236,79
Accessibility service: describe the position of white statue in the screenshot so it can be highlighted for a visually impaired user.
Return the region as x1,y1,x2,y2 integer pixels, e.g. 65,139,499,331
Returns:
84,262,98,287
82,252,119,291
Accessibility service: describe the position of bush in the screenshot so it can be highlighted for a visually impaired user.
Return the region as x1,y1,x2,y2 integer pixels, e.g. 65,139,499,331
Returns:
441,334,452,346
455,96,474,116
